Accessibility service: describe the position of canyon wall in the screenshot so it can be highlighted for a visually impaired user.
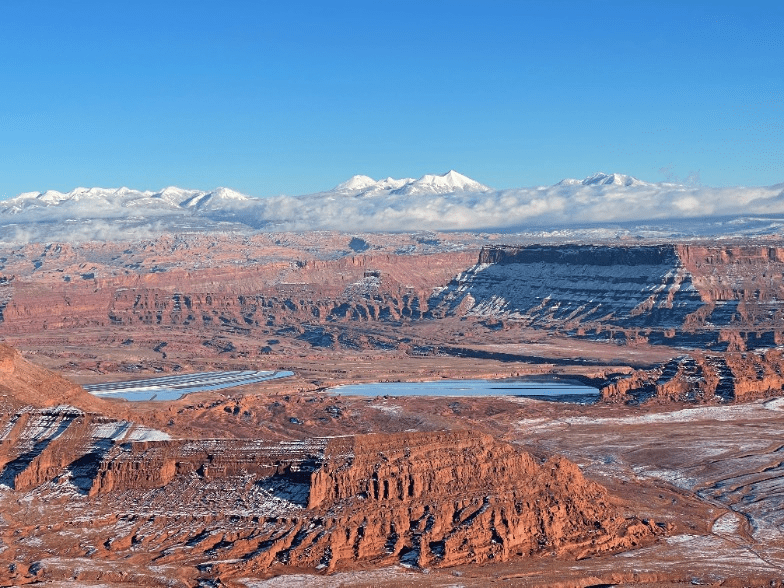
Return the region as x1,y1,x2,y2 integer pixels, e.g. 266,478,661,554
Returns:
297,431,660,571
0,249,475,335
0,396,662,581
3,239,784,355
431,244,703,329
4,238,784,409
431,244,784,350
602,348,784,404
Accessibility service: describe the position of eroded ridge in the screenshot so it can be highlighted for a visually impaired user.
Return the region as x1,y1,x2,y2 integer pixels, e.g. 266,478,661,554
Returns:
429,243,784,351
0,424,661,584
102,431,659,575
298,431,661,571
603,349,784,404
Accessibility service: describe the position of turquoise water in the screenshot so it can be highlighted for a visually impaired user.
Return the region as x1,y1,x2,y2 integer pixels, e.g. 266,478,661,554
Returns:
330,378,599,403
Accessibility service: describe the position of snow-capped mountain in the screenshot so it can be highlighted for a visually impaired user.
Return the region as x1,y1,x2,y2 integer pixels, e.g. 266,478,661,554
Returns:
333,170,490,196
556,172,649,187
1,186,251,216
392,170,491,195
334,175,378,192
1,170,783,243
178,187,250,209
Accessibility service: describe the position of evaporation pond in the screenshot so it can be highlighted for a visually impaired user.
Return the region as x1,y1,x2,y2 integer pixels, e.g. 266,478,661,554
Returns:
84,370,294,401
331,379,599,403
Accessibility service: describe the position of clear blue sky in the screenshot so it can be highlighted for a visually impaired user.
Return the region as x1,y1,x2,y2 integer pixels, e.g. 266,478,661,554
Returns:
1,0,781,198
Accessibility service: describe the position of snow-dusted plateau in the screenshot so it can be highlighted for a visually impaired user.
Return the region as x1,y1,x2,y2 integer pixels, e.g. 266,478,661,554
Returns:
1,172,784,586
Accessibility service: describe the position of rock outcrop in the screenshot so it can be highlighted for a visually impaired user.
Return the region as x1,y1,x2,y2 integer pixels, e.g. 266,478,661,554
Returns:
430,243,784,350
295,431,659,571
0,343,114,412
0,390,662,582
4,238,784,354
5,236,784,379
0,236,475,336
602,349,784,404
89,437,324,496
430,245,704,331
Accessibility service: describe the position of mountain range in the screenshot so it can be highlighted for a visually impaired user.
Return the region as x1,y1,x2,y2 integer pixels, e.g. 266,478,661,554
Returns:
1,170,783,242
2,185,250,215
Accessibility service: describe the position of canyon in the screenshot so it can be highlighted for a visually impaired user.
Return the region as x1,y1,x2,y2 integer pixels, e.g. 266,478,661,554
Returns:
2,232,784,585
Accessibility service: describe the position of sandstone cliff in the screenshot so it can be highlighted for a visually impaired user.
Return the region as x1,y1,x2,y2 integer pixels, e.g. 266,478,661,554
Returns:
432,243,784,350
296,431,659,571
0,240,475,335
602,349,784,404
5,237,784,378
0,343,114,413
83,430,660,577
0,388,662,582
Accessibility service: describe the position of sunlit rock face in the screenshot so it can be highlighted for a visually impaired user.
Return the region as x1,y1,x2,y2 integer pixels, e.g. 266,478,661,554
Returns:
428,244,784,350
0,378,661,583
429,245,705,329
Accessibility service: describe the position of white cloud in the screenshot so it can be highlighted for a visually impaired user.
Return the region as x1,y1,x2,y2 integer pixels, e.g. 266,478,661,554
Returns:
246,181,784,232
1,172,783,242
673,196,702,214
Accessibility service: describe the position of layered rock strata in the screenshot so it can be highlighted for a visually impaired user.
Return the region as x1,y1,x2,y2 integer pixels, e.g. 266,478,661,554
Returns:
0,393,661,582
4,238,784,363
602,349,784,404
430,244,784,349
297,431,659,571
0,240,475,335
429,244,703,328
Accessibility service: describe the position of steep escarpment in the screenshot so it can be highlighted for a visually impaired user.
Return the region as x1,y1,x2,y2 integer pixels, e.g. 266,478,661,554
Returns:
0,343,115,412
296,432,660,571
602,349,784,404
431,243,784,350
5,238,784,366
430,244,704,331
478,244,681,266
0,249,474,335
678,244,784,332
190,432,661,576
89,437,325,496
0,405,168,493
0,403,662,583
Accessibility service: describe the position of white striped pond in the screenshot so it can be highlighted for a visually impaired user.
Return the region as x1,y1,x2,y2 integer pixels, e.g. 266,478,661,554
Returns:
84,370,294,401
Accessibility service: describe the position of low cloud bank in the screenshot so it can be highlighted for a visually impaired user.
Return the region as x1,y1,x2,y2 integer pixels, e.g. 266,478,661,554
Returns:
249,182,784,232
1,173,783,242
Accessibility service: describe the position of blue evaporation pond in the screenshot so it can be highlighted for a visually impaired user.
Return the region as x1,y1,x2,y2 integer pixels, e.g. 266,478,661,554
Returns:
330,378,600,403
84,370,294,401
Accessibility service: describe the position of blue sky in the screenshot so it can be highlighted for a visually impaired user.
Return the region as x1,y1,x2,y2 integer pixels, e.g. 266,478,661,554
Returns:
1,0,781,198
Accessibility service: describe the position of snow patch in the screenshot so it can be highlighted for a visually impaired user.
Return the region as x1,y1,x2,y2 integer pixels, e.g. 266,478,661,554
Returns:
712,513,742,536
123,426,171,441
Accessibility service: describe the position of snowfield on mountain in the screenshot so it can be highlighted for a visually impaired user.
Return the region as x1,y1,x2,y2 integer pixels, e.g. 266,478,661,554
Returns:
2,170,783,242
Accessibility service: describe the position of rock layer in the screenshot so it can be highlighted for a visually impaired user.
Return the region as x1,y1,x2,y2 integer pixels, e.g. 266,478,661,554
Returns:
431,244,703,330
431,244,784,350
299,431,659,571
0,357,661,583
603,349,784,404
